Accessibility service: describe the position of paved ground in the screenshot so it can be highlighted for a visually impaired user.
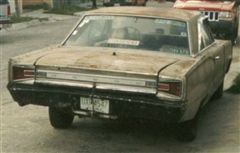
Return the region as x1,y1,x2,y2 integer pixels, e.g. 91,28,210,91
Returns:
1,2,240,153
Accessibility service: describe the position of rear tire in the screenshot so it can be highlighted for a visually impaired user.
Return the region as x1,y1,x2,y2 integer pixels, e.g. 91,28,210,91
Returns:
212,81,224,100
49,107,74,129
228,24,238,45
175,117,198,142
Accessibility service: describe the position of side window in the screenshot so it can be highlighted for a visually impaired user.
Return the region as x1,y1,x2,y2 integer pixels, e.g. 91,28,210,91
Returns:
198,18,214,51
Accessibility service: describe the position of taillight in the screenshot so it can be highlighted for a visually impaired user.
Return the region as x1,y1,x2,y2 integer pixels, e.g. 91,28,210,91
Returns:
158,81,182,97
13,67,34,80
7,5,11,16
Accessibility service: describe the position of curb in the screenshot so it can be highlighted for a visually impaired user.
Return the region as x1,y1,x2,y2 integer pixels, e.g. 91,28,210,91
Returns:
73,12,86,16
11,19,41,30
1,15,77,32
1,19,50,32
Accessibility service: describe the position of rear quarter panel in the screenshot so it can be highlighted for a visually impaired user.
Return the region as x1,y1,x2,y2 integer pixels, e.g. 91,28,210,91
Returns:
221,40,233,73
159,53,214,121
181,40,231,121
182,55,215,121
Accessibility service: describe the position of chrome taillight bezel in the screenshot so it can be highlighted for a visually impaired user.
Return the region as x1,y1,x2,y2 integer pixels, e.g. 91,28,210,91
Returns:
9,63,35,82
157,75,186,101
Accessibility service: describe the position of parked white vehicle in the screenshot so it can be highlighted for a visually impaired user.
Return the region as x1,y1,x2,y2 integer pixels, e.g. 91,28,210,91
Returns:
0,0,11,30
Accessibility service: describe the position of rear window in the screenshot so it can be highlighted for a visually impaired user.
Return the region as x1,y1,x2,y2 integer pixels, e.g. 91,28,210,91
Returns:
0,0,8,4
66,15,190,55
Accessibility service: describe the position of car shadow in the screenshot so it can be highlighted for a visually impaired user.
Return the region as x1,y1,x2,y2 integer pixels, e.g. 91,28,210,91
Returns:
41,93,239,153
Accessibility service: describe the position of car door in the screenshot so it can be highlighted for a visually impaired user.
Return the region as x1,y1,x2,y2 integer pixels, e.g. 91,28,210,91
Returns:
198,18,225,96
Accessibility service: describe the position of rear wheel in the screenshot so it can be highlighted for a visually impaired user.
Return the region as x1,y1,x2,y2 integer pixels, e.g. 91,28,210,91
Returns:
49,107,74,129
212,81,224,100
227,23,238,44
234,26,238,40
175,117,198,142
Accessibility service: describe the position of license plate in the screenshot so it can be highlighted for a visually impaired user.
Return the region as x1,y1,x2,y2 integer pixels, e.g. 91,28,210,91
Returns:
80,97,109,114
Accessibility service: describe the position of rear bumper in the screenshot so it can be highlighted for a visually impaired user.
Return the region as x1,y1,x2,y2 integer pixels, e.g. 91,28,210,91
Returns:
7,82,185,123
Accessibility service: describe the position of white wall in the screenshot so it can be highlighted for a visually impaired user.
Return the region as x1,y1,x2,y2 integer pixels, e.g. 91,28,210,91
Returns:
9,0,16,13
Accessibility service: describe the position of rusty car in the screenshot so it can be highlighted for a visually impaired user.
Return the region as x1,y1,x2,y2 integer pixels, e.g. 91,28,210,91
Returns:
7,7,233,141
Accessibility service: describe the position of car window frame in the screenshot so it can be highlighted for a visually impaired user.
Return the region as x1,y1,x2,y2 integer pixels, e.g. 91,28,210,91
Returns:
198,17,215,53
63,14,191,56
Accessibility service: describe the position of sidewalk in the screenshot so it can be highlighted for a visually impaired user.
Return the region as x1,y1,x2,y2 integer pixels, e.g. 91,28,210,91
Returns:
22,9,76,22
2,0,174,32
1,9,77,32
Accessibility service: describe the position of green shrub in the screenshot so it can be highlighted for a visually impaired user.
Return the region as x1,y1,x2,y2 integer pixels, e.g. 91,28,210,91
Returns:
10,15,33,23
10,15,48,23
23,3,50,10
45,5,94,15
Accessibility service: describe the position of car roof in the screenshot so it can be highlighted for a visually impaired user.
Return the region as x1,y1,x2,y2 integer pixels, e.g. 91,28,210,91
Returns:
87,7,200,21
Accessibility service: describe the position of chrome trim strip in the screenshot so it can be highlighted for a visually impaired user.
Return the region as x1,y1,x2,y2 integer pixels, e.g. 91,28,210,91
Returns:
72,110,118,119
12,80,35,85
37,70,156,87
35,79,156,94
187,21,193,56
72,110,89,116
62,14,85,45
193,41,216,58
37,64,158,77
158,75,185,101
98,114,118,119
35,79,93,88
96,83,156,94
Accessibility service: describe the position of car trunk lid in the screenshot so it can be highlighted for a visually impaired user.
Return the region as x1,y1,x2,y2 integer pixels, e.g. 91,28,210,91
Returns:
34,47,179,94
35,47,179,75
